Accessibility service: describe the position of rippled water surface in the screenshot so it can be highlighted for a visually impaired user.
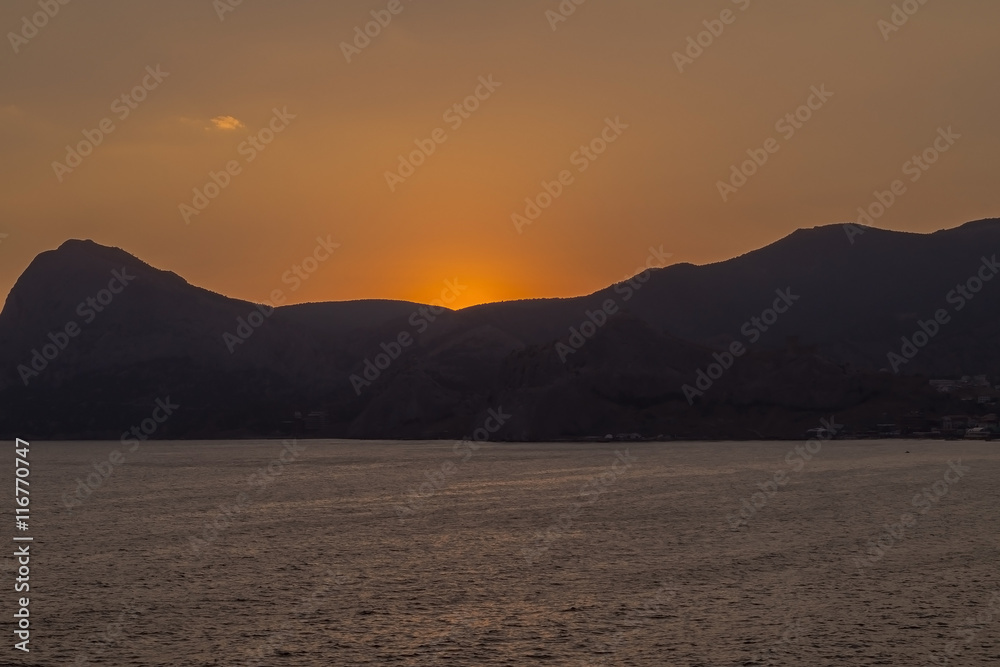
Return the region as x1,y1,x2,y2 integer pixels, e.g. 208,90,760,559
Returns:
19,439,1000,665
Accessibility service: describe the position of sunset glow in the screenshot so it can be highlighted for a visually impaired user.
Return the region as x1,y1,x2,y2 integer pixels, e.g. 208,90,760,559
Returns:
2,1,998,308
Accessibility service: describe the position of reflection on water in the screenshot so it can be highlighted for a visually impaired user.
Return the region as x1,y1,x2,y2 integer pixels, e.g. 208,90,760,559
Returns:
23,439,1000,665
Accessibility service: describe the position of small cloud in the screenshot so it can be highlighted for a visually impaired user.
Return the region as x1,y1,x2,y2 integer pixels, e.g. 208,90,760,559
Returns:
210,115,245,131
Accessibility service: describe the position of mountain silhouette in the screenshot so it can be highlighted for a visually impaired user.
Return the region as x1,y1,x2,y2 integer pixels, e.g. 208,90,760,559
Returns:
2,219,998,440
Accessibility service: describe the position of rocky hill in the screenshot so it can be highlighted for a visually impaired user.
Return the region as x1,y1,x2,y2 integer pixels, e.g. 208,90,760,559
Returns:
1,219,998,440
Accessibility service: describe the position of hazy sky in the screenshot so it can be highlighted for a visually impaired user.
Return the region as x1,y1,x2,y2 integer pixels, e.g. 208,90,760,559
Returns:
1,0,997,308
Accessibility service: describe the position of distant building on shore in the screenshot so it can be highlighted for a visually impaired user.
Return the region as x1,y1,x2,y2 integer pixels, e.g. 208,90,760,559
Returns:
942,415,976,431
305,410,328,433
930,379,958,393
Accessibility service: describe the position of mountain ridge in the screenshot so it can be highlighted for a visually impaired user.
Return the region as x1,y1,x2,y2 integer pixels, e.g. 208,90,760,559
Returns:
2,218,998,440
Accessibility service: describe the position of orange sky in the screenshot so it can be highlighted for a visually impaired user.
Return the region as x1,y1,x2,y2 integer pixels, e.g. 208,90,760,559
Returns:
1,0,998,309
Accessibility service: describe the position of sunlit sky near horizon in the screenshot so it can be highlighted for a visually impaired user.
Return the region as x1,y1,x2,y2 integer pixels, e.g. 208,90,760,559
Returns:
1,0,998,309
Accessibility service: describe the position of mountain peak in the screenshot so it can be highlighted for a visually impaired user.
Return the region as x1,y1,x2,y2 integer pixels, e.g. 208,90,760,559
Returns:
52,238,141,265
3,239,193,325
57,238,103,250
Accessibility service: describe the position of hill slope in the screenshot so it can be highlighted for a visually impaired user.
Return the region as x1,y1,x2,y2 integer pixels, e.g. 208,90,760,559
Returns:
1,220,997,439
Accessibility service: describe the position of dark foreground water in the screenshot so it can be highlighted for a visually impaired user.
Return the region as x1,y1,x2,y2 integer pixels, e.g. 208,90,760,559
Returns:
14,439,1000,665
